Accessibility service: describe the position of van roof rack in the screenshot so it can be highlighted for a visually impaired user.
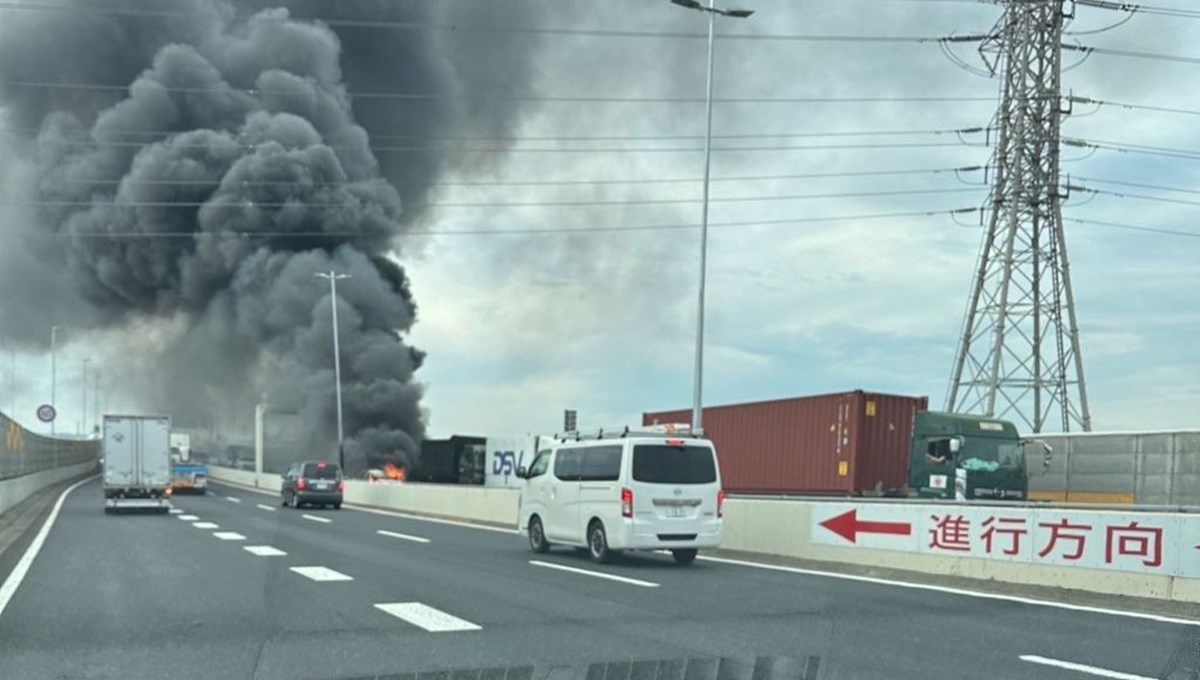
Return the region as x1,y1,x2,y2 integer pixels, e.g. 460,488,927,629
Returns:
555,424,705,443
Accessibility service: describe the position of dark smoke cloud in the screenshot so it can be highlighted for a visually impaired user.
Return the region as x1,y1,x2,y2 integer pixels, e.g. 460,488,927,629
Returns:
0,2,540,469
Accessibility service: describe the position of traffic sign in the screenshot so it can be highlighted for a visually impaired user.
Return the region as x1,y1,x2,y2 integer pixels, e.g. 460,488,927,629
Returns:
36,404,56,423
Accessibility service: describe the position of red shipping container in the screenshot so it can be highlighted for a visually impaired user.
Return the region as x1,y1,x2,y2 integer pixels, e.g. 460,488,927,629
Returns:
643,390,929,494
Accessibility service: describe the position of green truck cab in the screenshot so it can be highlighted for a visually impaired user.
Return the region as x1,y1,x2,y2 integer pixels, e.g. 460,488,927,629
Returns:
907,411,1049,500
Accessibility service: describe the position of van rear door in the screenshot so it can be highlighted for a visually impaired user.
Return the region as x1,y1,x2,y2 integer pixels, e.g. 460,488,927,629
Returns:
628,442,719,530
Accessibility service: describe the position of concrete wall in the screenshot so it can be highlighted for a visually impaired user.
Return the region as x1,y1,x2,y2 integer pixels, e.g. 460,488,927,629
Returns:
0,462,97,517
206,465,1200,603
207,466,519,526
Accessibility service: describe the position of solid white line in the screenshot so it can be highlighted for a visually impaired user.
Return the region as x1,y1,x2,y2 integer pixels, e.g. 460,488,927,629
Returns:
244,546,287,557
212,532,246,541
375,603,481,632
192,522,219,530
255,504,276,512
168,508,183,515
302,514,331,524
208,480,518,534
0,475,97,620
289,566,352,582
225,496,242,503
377,529,431,544
348,504,518,534
1019,655,1154,680
529,560,659,588
698,556,1200,627
177,514,199,521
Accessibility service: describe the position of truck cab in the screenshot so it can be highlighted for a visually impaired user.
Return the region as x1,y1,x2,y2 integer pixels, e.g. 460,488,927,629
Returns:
908,411,1029,500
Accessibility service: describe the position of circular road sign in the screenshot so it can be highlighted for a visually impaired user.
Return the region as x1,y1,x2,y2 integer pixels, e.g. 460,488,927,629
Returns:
36,404,57,423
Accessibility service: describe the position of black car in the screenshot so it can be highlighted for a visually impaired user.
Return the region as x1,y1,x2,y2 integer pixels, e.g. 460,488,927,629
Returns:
281,460,344,509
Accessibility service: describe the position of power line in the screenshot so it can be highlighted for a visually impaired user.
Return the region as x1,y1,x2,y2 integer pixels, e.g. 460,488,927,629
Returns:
1068,183,1200,207
1076,0,1200,19
1066,216,1200,238
8,165,983,189
0,207,980,239
1064,43,1200,65
7,137,977,154
1071,95,1200,117
1064,137,1200,161
0,2,953,43
5,80,1005,105
1073,175,1200,195
0,187,986,210
9,126,988,144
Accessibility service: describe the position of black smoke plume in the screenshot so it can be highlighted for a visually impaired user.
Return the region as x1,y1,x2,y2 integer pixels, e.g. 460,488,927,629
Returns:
0,2,539,470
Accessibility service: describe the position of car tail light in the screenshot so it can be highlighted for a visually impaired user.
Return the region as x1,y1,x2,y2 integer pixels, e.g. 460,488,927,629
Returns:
296,478,307,490
337,480,345,492
717,489,725,518
621,487,633,518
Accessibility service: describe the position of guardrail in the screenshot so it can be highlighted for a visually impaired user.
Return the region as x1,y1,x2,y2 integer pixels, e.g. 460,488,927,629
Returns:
726,492,1200,514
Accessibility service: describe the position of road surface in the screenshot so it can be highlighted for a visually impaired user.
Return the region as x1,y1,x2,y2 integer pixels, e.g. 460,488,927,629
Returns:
0,477,1195,680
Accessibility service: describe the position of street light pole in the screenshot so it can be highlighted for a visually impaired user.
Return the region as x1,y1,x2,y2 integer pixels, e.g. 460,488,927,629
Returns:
50,325,59,435
82,359,90,435
670,0,754,433
315,271,351,470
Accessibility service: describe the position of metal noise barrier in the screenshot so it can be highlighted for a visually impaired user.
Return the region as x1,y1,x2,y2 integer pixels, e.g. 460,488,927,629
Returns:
0,411,100,480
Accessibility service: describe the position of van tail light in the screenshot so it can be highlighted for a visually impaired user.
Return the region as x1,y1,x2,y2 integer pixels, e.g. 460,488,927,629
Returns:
621,487,633,518
717,489,725,518
296,478,307,490
337,480,345,492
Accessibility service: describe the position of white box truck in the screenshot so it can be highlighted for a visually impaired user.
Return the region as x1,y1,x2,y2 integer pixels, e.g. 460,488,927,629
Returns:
103,415,173,514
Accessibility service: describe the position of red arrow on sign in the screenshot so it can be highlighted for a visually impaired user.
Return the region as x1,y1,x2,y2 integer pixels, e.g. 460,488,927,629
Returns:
820,509,912,544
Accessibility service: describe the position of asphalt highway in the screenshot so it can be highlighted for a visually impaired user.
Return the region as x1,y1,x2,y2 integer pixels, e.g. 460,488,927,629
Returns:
0,477,1195,680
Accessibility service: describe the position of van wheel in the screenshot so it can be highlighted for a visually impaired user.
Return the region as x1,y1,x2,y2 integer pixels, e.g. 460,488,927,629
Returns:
588,521,613,564
333,503,342,510
528,516,550,553
672,549,698,565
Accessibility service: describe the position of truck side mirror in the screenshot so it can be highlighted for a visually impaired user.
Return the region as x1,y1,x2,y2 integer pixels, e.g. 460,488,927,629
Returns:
516,465,528,479
1042,442,1053,469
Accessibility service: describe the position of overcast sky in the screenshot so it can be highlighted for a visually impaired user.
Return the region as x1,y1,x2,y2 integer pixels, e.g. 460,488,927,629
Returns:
402,0,1200,438
3,0,1198,439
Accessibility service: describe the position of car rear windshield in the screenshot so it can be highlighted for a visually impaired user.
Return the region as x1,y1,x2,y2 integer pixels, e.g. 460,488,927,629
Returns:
631,445,716,484
303,463,341,479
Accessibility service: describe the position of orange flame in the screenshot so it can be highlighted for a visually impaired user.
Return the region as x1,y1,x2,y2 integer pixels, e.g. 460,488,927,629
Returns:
383,462,407,481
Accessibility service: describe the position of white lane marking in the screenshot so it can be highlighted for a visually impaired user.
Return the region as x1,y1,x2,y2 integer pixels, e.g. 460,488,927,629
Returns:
302,514,331,524
698,556,1200,627
1019,655,1154,680
225,496,242,503
289,566,352,582
529,560,659,588
168,508,183,515
244,546,287,557
212,532,246,541
0,475,98,620
377,529,430,544
374,603,481,632
193,522,219,530
348,504,518,535
255,504,276,512
209,480,517,534
177,514,199,521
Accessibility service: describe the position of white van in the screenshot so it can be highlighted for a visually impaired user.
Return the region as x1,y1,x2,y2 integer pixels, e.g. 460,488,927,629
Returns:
516,433,723,565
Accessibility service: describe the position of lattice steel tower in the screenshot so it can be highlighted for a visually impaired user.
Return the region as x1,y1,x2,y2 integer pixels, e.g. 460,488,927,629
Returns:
946,0,1092,433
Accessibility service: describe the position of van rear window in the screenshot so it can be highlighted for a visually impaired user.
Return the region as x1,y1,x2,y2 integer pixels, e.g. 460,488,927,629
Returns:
631,445,716,484
303,463,341,479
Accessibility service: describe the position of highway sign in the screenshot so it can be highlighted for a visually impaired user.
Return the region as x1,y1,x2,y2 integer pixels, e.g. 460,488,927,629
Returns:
36,404,56,423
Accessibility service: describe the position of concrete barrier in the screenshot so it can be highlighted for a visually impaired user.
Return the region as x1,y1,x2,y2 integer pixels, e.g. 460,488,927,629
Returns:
0,462,97,517
205,465,1200,603
205,465,519,527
